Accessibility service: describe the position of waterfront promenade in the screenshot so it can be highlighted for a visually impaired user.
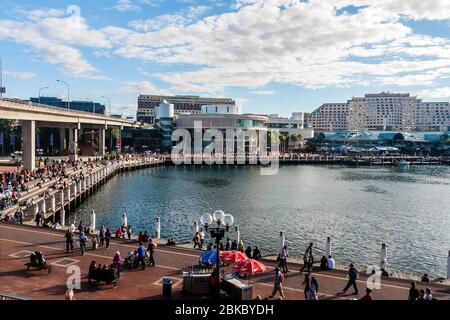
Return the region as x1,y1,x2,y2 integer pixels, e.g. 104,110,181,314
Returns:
1,223,450,300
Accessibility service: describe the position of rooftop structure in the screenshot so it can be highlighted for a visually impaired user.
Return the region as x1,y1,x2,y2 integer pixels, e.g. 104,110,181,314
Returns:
137,94,236,124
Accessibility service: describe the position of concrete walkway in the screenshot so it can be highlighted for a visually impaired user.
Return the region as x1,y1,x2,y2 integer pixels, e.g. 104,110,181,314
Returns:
1,223,450,300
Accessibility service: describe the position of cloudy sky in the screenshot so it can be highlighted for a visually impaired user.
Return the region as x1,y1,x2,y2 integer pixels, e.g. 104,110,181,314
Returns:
1,0,450,117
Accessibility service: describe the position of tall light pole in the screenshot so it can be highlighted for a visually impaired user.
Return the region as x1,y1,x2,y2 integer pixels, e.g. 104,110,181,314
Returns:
101,96,111,116
56,80,70,109
200,211,235,299
38,86,50,104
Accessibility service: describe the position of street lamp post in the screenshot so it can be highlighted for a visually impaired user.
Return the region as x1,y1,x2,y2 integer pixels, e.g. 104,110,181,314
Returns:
38,86,50,104
56,80,70,109
199,210,234,299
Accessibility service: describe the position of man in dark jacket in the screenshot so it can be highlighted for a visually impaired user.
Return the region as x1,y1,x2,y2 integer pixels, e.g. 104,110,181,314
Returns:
341,263,359,295
65,229,74,253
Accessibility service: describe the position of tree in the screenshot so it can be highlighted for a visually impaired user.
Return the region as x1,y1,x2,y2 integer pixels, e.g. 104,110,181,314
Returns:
0,119,16,134
110,127,121,152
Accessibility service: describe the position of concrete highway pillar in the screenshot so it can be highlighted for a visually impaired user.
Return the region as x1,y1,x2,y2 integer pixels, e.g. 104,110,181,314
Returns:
73,182,77,197
22,120,36,171
60,190,65,226
90,209,96,231
67,185,71,201
155,217,161,239
59,128,67,155
68,128,78,162
78,180,82,194
325,236,332,257
379,243,387,270
99,127,106,156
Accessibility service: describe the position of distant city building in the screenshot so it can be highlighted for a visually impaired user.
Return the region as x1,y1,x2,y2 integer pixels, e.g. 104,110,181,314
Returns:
137,95,236,124
309,103,349,131
309,92,450,132
30,96,106,115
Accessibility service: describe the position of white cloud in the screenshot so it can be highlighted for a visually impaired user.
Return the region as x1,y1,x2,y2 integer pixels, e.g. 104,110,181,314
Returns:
419,87,450,99
250,90,276,95
0,9,111,79
129,5,211,31
113,0,142,12
119,80,172,95
3,0,450,95
4,71,36,80
111,0,449,94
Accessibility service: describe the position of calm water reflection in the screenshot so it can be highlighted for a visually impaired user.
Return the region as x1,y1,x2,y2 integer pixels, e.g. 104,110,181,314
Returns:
71,165,450,277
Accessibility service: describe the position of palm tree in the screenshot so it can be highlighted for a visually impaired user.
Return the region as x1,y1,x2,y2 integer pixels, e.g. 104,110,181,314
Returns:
278,132,289,152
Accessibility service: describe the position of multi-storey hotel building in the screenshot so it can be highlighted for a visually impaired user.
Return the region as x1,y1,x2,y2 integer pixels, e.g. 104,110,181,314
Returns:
310,92,450,132
137,95,236,124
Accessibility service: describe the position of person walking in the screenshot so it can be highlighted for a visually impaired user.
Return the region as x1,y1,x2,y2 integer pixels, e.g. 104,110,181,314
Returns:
308,276,319,300
300,243,314,273
193,232,200,249
199,229,205,250
278,245,289,273
269,267,285,300
127,225,132,240
137,242,146,270
147,238,156,267
105,228,112,250
65,229,74,253
340,263,359,295
113,251,123,278
79,232,88,255
99,226,106,247
35,210,41,227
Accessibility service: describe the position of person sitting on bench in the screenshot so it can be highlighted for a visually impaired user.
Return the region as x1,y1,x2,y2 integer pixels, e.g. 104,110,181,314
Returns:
28,251,47,269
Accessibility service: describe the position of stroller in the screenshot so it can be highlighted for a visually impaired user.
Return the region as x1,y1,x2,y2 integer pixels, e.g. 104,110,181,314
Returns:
123,250,151,270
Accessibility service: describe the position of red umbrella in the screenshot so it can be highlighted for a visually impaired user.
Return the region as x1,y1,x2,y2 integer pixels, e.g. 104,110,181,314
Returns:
220,250,247,264
235,259,267,275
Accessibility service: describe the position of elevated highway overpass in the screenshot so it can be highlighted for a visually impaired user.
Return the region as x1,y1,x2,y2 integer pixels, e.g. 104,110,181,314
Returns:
0,98,141,170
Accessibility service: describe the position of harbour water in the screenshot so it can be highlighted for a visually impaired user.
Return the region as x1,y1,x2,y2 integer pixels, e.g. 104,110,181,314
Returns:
71,165,450,277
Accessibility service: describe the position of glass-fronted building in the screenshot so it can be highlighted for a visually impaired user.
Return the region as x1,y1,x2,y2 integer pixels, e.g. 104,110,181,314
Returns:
30,97,106,115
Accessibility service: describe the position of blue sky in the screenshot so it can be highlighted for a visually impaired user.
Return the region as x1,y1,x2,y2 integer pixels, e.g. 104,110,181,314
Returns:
1,0,450,118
